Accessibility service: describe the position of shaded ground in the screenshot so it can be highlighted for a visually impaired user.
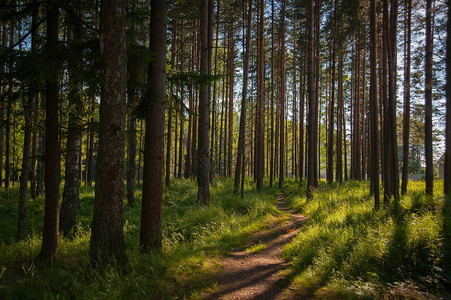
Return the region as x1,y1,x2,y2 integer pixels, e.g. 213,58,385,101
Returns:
198,192,308,300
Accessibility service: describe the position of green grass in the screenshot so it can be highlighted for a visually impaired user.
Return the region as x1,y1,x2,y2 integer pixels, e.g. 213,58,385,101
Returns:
0,178,279,299
282,179,450,299
245,242,267,254
1,178,449,299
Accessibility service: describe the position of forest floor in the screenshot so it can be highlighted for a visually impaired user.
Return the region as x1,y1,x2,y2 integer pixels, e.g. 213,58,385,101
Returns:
198,192,308,300
0,179,449,299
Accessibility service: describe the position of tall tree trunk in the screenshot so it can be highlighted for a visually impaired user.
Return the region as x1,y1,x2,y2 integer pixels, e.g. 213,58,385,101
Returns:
18,4,39,239
178,38,185,179
425,0,433,195
5,25,13,190
139,0,167,253
38,0,60,262
370,0,380,209
166,15,177,186
401,0,412,195
269,0,275,187
90,0,128,267
227,26,234,178
444,0,451,196
207,0,214,182
293,24,298,179
0,26,5,190
234,0,252,194
210,0,220,180
336,46,343,183
278,0,286,189
354,27,361,180
299,56,305,182
30,108,38,198
86,97,95,186
388,0,399,201
197,0,211,205
307,0,315,198
36,117,44,196
313,0,320,186
327,0,338,183
60,19,83,236
256,0,265,191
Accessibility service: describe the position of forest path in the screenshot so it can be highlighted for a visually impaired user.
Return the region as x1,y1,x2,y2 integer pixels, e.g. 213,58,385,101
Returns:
197,191,308,300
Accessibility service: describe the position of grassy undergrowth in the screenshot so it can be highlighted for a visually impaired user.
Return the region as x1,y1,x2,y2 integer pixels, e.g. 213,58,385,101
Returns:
0,178,279,299
282,179,450,299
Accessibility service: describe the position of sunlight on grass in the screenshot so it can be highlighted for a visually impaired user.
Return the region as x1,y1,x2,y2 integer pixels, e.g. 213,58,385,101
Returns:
282,179,448,298
0,177,279,298
245,242,267,254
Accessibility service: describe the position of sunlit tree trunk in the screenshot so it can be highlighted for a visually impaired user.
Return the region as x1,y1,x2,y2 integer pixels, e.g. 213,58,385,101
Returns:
197,0,211,205
234,0,252,194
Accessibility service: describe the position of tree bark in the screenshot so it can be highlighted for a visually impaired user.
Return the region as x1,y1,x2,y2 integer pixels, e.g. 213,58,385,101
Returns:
370,0,380,209
425,0,433,195
90,0,128,267
227,26,234,178
401,0,412,195
234,0,252,194
256,0,265,191
197,0,211,205
86,97,95,186
60,19,83,236
327,0,338,184
18,4,40,239
139,0,167,253
278,0,286,189
307,0,315,198
445,0,451,196
269,0,275,187
336,46,343,183
38,0,60,262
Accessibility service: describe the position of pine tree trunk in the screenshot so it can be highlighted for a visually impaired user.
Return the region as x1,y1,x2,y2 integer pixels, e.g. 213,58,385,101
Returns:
370,0,380,209
313,0,320,186
60,21,83,236
17,88,32,241
18,5,40,239
38,0,60,262
425,0,433,195
307,0,315,198
90,0,128,267
269,0,275,187
299,58,305,182
327,0,337,183
444,0,451,196
139,0,167,253
401,0,411,195
278,0,286,189
5,25,13,190
210,0,220,180
256,0,265,191
197,0,211,205
127,114,136,204
227,26,234,178
336,46,343,183
0,26,5,190
234,0,252,194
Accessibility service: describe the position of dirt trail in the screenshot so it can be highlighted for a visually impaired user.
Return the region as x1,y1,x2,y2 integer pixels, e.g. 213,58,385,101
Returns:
198,192,308,300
